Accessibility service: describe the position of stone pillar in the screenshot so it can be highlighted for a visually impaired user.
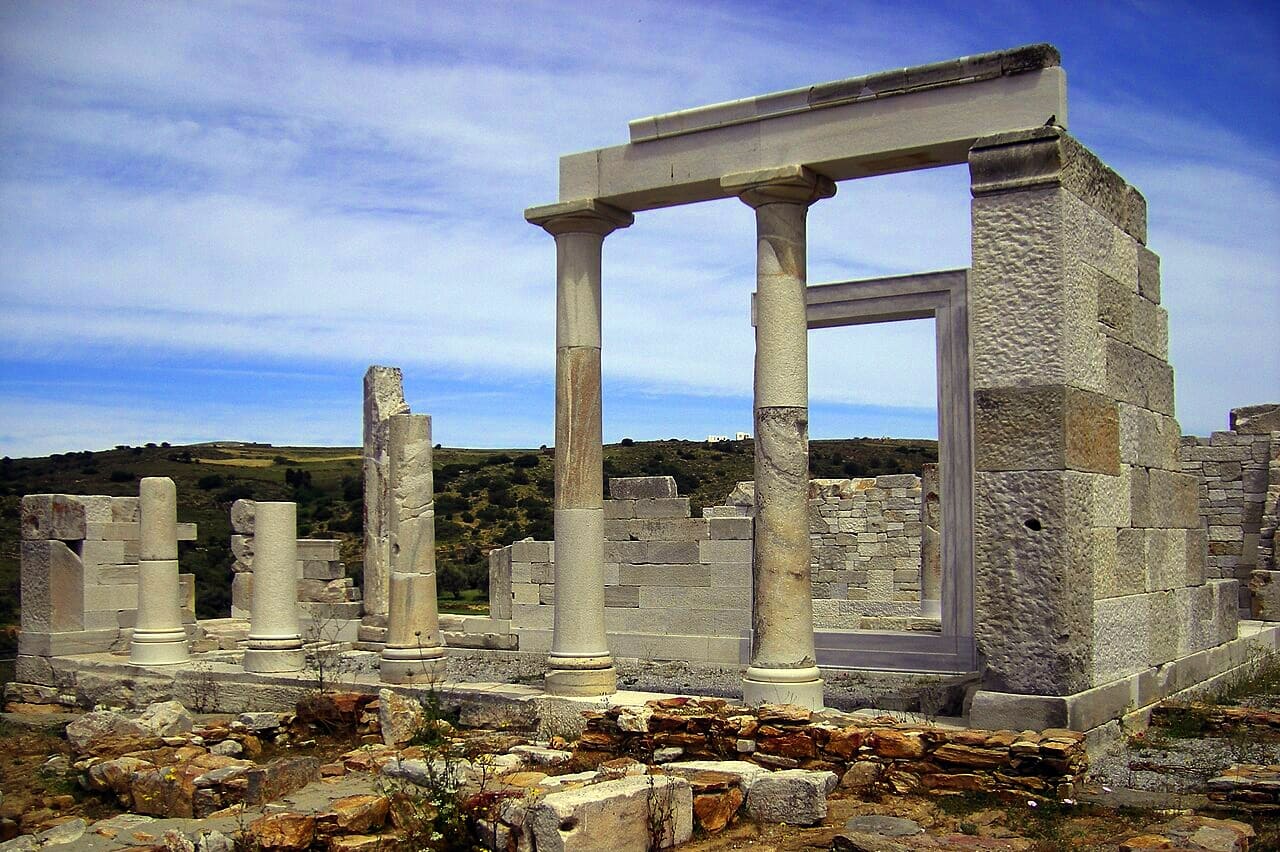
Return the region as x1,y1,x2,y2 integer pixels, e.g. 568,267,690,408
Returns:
724,165,834,710
360,365,410,644
130,477,189,665
243,502,305,673
526,198,633,696
381,413,447,684
920,463,942,618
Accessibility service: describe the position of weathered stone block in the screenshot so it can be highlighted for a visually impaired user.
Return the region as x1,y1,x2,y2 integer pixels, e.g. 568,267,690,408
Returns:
970,187,1106,394
973,385,1119,474
489,547,513,621
1144,469,1201,529
606,541,699,564
1145,529,1187,592
699,539,752,564
1105,338,1175,416
1129,294,1168,360
21,494,91,541
1091,593,1150,684
1231,404,1280,435
1137,246,1161,303
525,774,692,851
744,769,837,826
625,518,710,541
1119,404,1180,470
973,469,1095,695
609,476,678,500
1095,527,1143,599
635,498,691,519
1094,266,1133,341
970,127,1141,242
1249,570,1280,620
20,540,85,632
710,517,753,540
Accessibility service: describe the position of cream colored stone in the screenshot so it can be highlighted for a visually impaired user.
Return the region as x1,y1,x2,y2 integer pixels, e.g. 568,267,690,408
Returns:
244,502,304,673
130,478,188,666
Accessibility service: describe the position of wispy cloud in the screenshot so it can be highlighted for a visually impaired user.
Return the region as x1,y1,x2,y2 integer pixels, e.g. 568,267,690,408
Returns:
0,1,1275,456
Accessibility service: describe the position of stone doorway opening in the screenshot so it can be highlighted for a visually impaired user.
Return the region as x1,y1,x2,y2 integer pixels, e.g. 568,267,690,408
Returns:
755,268,977,673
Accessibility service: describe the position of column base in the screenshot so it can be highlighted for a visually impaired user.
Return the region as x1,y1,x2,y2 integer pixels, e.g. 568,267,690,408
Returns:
380,646,447,684
243,647,305,673
920,599,942,618
129,629,189,666
742,665,825,710
545,665,617,697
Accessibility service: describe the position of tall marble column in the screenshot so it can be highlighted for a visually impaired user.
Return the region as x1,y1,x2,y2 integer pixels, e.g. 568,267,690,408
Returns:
920,463,942,618
526,198,633,696
243,502,305,673
380,413,447,684
724,165,834,710
130,477,189,665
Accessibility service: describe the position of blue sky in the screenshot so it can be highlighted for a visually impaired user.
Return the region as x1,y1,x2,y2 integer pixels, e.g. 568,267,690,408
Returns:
1,1,1276,456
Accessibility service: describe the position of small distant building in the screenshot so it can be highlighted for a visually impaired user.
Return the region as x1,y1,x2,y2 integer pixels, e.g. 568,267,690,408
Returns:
735,432,752,441
706,435,729,443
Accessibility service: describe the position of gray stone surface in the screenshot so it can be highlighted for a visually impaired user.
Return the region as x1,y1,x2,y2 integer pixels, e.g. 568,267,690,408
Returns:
744,768,838,825
525,775,692,852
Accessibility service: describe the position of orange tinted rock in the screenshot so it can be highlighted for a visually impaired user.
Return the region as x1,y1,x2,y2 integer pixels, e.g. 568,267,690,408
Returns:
315,794,389,835
823,727,865,759
871,730,925,759
251,812,316,850
693,788,744,832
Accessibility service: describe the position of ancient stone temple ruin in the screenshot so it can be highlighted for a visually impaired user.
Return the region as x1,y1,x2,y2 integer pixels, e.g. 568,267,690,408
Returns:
10,45,1280,745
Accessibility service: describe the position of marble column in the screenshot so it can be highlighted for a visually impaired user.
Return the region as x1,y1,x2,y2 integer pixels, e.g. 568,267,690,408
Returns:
724,165,834,710
526,198,633,696
243,502,305,673
360,365,410,646
380,413,447,684
920,463,942,618
130,477,189,665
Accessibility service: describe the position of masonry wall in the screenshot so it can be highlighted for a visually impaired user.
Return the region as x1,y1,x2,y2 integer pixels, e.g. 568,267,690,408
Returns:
1179,404,1280,617
967,127,1237,698
19,494,196,658
491,473,935,663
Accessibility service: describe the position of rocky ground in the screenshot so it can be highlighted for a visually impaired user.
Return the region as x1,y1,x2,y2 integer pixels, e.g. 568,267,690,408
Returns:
0,684,1277,851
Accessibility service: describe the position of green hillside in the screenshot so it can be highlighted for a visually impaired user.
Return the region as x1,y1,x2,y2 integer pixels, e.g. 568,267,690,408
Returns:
0,436,937,649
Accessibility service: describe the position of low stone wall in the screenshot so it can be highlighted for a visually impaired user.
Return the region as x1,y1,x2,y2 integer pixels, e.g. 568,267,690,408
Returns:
575,697,1087,801
19,494,197,658
486,474,935,662
1178,403,1279,617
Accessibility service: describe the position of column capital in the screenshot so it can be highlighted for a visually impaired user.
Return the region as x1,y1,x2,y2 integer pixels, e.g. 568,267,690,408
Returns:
722,165,836,209
525,198,634,237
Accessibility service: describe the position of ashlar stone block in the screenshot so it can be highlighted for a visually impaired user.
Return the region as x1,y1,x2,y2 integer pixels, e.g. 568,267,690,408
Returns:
969,187,1106,394
974,385,1120,474
21,494,93,541
973,469,1096,695
20,540,85,632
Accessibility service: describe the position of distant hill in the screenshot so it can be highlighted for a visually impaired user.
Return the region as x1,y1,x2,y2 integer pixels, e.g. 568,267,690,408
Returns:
0,436,937,646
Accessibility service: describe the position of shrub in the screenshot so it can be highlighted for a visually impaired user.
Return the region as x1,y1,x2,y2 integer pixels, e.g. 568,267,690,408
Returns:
109,470,135,482
197,474,225,490
512,454,540,468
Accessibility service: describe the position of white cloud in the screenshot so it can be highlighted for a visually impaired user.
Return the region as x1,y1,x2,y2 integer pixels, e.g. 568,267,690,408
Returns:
0,1,1276,454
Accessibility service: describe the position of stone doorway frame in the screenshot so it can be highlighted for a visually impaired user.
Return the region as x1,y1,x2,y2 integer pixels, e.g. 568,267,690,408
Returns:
777,268,977,672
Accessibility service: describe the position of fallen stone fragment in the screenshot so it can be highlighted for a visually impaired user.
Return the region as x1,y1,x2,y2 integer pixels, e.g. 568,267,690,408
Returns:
509,744,573,767
32,818,86,847
831,832,911,852
693,787,744,832
236,711,284,732
744,768,838,825
250,812,316,851
137,700,194,737
245,756,320,805
378,689,425,747
65,710,150,752
522,775,692,852
314,794,390,835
